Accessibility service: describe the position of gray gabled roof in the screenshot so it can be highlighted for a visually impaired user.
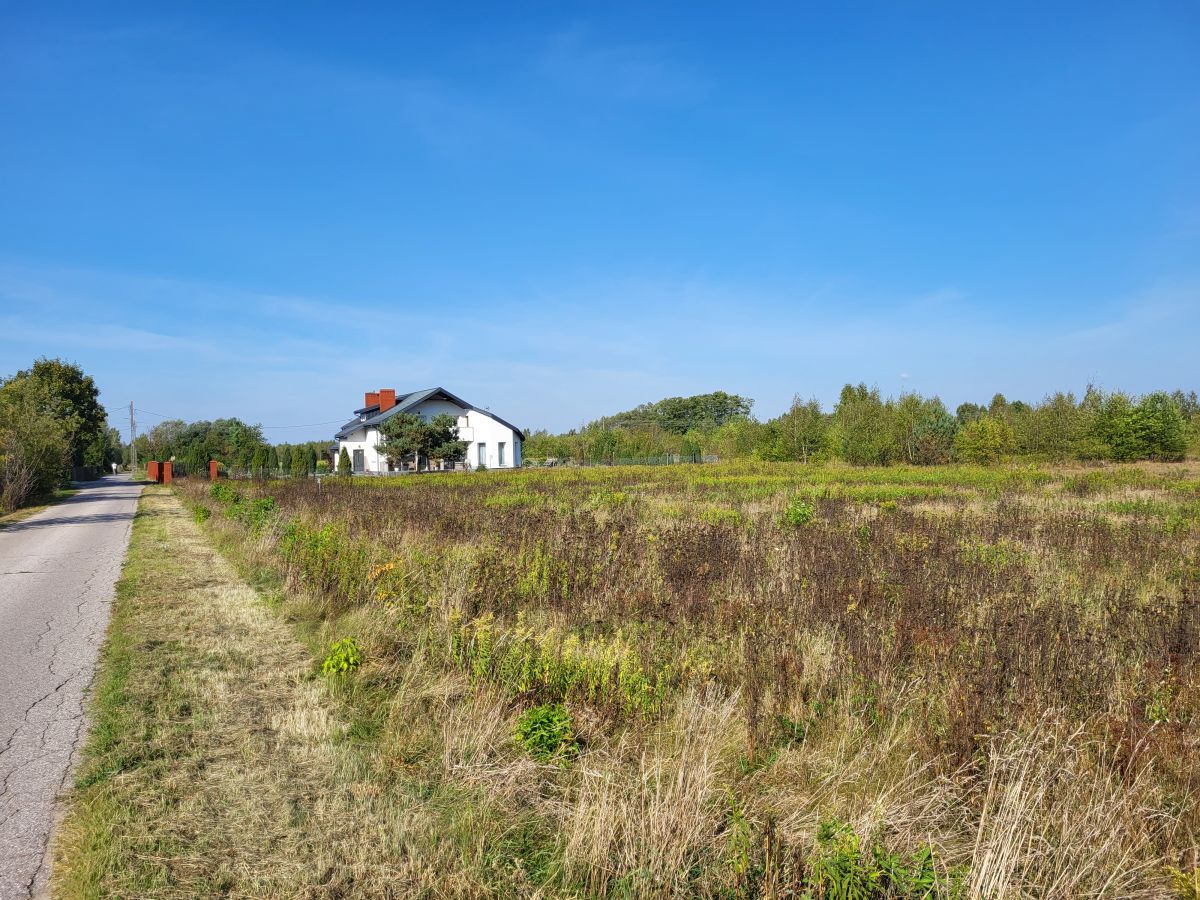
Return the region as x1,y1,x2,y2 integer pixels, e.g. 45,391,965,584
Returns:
334,387,525,441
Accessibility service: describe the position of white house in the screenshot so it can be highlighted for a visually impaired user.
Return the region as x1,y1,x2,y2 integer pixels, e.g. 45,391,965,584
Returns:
333,387,523,473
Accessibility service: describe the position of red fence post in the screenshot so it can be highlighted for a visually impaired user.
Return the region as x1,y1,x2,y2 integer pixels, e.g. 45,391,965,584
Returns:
147,461,160,483
162,461,173,484
209,460,219,481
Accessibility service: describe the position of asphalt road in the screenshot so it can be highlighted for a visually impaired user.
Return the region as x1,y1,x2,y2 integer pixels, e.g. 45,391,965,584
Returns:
0,476,143,899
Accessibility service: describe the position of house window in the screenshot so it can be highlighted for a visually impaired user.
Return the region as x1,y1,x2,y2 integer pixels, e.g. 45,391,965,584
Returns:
478,443,486,466
498,442,506,467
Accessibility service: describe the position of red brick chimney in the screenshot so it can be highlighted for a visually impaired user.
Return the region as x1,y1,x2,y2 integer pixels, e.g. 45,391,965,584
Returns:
364,391,380,409
379,389,397,412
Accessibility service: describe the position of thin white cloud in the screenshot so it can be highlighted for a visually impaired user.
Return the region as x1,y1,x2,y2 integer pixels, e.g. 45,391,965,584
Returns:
540,28,706,103
2,258,1196,435
0,316,216,355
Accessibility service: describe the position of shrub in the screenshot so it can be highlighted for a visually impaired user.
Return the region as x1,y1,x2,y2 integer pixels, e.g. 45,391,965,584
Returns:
192,503,211,524
514,702,577,761
322,637,363,676
209,482,240,504
782,497,816,526
1132,392,1188,461
954,416,1016,464
238,496,277,531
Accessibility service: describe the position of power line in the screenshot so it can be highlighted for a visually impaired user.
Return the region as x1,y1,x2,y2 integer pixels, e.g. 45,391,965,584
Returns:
258,420,345,429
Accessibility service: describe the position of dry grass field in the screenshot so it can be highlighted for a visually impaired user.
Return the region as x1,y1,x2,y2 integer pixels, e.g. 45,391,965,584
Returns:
69,462,1200,897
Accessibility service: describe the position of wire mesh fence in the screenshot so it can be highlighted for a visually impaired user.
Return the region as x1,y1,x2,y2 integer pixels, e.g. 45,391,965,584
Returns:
523,453,718,468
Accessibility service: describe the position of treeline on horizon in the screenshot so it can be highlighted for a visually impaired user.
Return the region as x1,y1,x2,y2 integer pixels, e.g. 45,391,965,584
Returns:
525,386,1200,465
133,418,330,476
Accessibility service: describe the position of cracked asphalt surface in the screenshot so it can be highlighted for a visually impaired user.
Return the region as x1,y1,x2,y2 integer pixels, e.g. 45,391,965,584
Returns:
0,476,142,899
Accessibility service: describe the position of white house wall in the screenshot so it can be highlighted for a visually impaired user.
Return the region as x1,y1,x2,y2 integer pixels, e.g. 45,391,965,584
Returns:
338,427,387,474
336,399,521,473
461,408,522,469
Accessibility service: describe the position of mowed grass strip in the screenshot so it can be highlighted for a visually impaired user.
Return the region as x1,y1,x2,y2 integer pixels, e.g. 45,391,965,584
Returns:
51,486,546,898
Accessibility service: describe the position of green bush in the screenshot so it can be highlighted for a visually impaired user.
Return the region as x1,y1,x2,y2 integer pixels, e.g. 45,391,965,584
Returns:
192,503,211,524
337,447,352,475
782,497,816,526
514,702,577,761
237,496,277,531
954,416,1015,465
209,482,240,504
322,637,363,676
1132,392,1188,461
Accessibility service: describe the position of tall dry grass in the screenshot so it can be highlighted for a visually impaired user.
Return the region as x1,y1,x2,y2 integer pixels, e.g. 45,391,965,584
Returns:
172,461,1200,896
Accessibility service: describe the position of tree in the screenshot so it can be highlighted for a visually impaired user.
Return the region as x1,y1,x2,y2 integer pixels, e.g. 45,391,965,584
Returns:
593,391,753,434
144,419,187,462
337,447,352,476
251,446,270,476
910,400,958,465
306,445,318,474
773,395,827,463
289,444,309,477
954,416,1016,464
1170,390,1200,418
523,429,579,462
653,392,753,433
1131,392,1187,461
279,445,294,473
1017,392,1080,461
706,416,762,460
891,393,925,465
377,413,467,470
0,375,69,511
955,402,987,425
184,442,209,478
1,358,107,468
833,384,896,465
80,426,124,472
1094,392,1140,461
988,393,1011,420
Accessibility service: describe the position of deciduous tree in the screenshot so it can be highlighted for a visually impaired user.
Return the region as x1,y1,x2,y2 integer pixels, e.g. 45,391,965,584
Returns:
954,416,1015,464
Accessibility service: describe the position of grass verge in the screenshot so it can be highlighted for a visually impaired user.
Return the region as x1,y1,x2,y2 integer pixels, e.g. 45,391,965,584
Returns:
52,486,556,897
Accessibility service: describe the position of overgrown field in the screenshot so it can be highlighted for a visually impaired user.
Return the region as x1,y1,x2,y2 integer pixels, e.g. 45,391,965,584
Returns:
180,461,1200,898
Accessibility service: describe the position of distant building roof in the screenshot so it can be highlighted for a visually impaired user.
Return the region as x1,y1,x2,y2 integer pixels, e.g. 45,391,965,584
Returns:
334,387,524,440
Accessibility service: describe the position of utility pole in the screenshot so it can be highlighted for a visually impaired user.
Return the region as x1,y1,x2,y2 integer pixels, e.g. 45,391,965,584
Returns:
129,401,137,474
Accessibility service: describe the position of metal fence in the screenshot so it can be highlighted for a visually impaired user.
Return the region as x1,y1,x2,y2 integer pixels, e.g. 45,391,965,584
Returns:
184,454,720,481
524,453,718,468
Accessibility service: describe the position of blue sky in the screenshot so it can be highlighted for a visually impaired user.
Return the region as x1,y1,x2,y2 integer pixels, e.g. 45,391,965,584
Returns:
1,1,1197,440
